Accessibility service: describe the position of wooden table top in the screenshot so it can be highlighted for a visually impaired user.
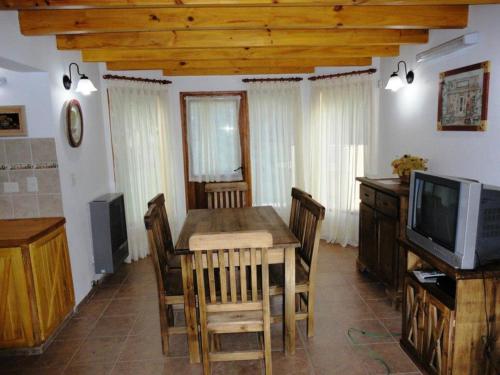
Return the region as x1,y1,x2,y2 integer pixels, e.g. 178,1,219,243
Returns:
175,206,300,254
0,217,65,247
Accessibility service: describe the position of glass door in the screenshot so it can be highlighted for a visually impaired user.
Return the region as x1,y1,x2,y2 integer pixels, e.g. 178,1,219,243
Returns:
180,91,251,209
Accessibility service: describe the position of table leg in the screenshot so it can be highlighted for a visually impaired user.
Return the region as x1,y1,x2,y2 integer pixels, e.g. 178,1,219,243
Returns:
181,254,200,363
284,247,296,355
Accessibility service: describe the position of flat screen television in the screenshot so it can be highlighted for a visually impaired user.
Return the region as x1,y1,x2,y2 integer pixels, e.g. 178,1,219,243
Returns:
407,171,500,269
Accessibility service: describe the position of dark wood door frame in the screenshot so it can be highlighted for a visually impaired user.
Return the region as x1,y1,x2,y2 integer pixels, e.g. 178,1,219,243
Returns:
180,91,252,210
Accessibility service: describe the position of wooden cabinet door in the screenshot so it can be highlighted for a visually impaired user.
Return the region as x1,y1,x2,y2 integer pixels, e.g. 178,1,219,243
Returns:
423,294,454,375
402,276,425,354
377,214,398,285
29,227,75,340
0,248,35,348
359,203,377,271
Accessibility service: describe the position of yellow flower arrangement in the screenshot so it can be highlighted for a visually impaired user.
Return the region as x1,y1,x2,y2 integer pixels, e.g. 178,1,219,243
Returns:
391,154,428,180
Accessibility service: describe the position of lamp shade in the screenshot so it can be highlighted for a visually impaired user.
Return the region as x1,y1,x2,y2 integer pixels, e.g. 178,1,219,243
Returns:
385,73,404,92
75,76,97,96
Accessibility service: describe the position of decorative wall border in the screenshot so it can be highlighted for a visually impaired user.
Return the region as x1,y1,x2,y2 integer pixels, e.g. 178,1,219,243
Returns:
0,162,58,170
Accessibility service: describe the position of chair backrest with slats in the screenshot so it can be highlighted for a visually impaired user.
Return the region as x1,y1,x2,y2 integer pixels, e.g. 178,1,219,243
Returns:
147,193,176,264
295,196,325,271
205,182,248,209
144,204,169,297
189,231,272,306
289,187,312,237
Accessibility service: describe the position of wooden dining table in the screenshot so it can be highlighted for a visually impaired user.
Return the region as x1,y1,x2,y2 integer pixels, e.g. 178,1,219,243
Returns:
175,206,300,363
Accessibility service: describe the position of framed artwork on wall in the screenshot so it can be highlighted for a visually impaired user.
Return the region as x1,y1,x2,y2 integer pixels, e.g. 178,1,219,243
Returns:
437,61,490,131
0,106,27,137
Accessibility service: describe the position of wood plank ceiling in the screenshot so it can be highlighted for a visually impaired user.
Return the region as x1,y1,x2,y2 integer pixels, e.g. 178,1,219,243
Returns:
1,1,498,76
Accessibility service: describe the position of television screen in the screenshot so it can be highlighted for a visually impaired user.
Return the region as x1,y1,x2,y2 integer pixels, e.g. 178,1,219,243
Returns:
412,176,460,252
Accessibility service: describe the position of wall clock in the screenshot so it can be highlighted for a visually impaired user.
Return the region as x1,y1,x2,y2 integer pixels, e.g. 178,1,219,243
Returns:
66,99,83,147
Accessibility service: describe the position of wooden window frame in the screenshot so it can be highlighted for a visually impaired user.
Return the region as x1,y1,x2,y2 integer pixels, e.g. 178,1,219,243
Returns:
180,91,251,210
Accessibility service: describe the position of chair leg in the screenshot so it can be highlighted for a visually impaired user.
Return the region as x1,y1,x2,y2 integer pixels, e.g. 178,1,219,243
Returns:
295,293,301,313
214,334,221,351
210,333,221,352
263,326,273,375
258,332,264,349
307,291,315,338
159,303,170,354
200,327,211,375
167,304,175,326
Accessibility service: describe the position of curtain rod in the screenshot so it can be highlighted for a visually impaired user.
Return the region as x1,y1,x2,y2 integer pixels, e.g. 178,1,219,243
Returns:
102,74,172,85
242,77,303,83
308,68,377,81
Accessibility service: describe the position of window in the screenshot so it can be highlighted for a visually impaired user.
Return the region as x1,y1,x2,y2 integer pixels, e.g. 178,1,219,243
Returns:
185,95,243,182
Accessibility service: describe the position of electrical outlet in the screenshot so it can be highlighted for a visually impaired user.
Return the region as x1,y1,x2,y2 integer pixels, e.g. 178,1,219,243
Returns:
27,176,38,192
3,182,19,193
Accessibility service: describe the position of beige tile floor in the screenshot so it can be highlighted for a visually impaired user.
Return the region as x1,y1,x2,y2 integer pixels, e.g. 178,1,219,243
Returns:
0,241,421,375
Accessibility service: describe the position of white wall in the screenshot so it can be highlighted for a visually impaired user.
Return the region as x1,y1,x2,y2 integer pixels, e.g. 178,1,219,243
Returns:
0,11,111,303
378,5,500,186
0,69,53,138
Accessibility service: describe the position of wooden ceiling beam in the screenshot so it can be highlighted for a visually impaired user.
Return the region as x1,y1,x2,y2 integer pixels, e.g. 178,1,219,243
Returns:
162,67,316,76
19,5,467,35
61,29,427,50
2,0,500,10
58,29,428,50
83,46,398,62
106,57,372,70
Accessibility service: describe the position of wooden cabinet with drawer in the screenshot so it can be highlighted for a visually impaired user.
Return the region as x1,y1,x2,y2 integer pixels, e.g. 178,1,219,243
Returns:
401,241,500,375
356,178,409,306
0,218,75,354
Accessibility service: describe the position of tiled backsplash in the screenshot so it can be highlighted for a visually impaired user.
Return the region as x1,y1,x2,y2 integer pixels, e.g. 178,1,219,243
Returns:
0,138,63,219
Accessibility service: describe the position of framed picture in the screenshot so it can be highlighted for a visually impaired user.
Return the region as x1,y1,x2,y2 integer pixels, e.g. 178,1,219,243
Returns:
437,61,490,131
0,106,27,137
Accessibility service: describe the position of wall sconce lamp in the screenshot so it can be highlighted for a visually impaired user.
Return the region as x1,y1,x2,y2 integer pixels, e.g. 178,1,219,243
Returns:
385,60,414,92
63,62,97,96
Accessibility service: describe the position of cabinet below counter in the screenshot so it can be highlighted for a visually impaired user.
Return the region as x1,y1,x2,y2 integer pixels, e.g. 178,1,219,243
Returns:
356,177,409,307
0,217,75,354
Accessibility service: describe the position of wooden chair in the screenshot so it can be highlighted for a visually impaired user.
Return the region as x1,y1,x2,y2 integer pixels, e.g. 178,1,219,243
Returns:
205,182,248,209
147,193,181,269
289,187,312,236
144,204,187,354
189,231,273,375
270,194,325,338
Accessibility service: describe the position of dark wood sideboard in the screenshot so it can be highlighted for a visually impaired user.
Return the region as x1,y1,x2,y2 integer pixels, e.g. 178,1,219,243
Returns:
356,177,409,307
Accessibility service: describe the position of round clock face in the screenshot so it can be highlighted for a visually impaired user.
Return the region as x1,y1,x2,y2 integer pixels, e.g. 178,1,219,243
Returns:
66,100,83,147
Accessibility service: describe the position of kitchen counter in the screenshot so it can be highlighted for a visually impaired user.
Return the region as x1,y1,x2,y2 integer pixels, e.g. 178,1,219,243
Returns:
0,217,65,247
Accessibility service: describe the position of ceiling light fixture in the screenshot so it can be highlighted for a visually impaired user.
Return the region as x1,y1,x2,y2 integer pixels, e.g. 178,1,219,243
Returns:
63,62,97,95
416,33,479,64
385,60,414,92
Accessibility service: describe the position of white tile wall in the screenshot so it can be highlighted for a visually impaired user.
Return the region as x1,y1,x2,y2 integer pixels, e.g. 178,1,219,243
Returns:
0,137,63,219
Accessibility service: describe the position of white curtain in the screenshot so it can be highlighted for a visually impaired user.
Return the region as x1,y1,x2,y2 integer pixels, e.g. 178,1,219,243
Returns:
247,81,302,221
108,81,179,262
185,96,243,182
305,74,374,247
